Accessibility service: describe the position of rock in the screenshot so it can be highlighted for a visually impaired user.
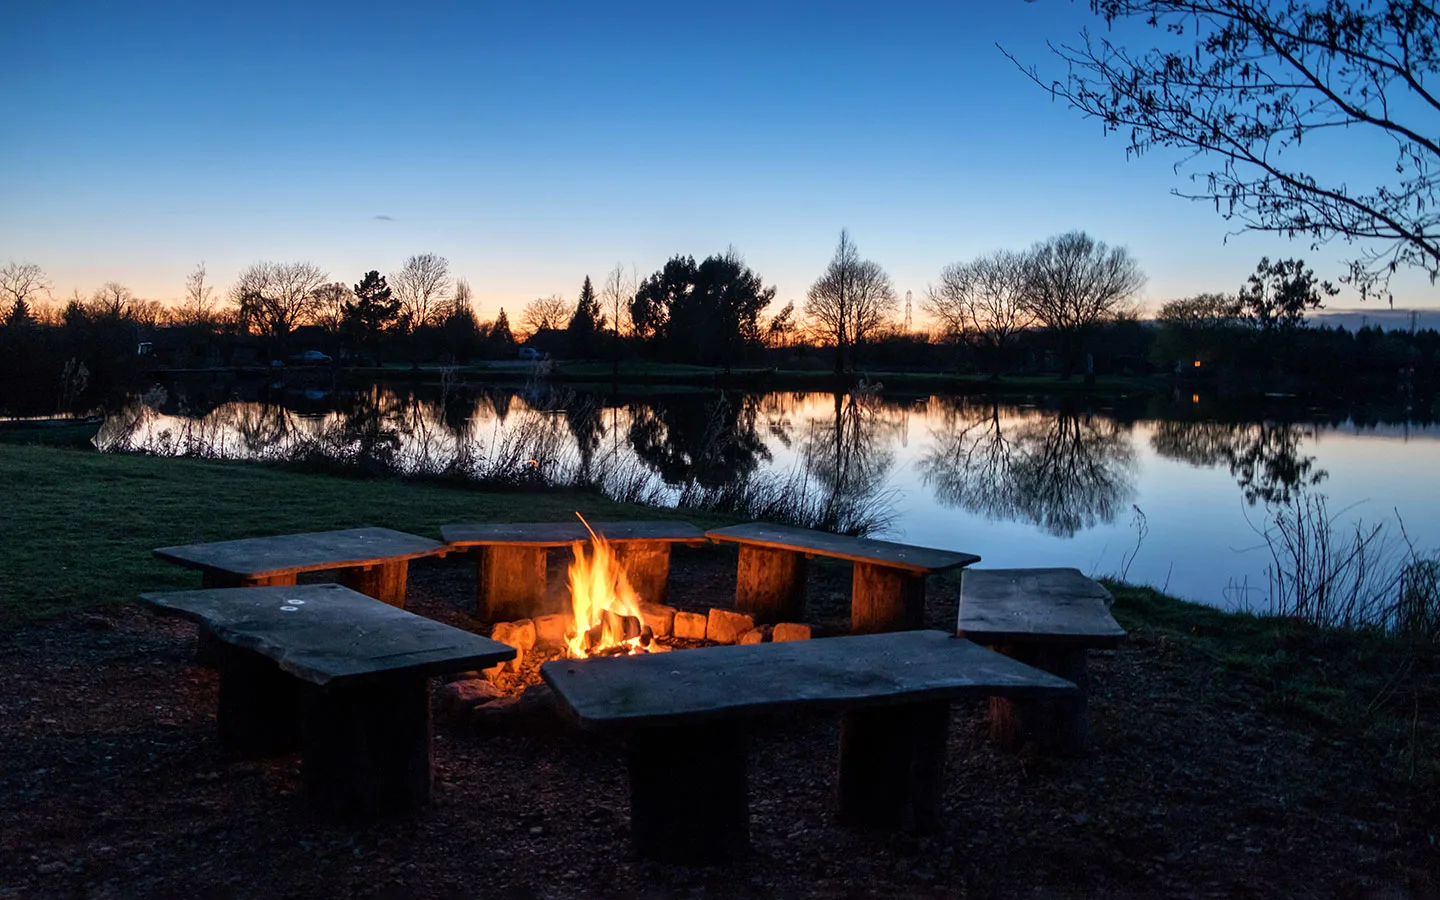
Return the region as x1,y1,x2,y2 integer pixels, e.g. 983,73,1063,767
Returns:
638,602,676,638
470,684,563,731
772,622,812,642
534,613,570,648
737,627,766,645
481,662,506,682
471,695,522,727
441,669,483,683
492,619,537,652
438,678,503,714
672,611,708,640
706,608,754,645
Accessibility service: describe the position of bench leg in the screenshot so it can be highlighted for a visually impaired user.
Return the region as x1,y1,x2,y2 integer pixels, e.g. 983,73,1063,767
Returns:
340,560,409,608
301,676,431,817
195,571,298,667
734,545,807,624
851,563,926,633
477,546,552,620
987,645,1089,756
837,701,950,832
627,722,749,864
614,542,671,606
216,644,301,757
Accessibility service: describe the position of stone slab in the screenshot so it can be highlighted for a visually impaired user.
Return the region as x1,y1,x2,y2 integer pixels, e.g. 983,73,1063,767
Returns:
706,523,979,574
541,630,1074,731
154,527,447,579
139,584,514,687
442,521,707,547
957,568,1125,647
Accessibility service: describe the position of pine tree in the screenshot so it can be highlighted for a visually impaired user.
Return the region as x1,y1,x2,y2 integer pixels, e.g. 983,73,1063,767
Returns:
567,275,605,358
5,297,34,329
342,270,401,362
489,307,517,355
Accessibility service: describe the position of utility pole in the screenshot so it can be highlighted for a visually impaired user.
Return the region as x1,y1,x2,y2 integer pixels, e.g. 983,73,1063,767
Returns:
904,290,912,333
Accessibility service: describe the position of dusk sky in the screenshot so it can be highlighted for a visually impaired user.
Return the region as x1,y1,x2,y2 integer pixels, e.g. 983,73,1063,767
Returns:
5,0,1432,321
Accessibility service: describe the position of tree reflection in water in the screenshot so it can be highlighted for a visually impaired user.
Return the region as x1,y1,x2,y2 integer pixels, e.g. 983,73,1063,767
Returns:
796,391,901,535
1150,420,1326,505
628,394,769,490
919,400,1138,537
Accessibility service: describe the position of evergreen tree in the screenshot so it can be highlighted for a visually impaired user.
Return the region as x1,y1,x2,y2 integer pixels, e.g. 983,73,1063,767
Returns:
489,307,517,356
5,297,34,329
567,275,605,357
342,270,401,362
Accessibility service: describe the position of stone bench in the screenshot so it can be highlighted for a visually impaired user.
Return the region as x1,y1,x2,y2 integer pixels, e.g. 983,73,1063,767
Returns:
541,630,1074,864
154,526,448,608
956,567,1125,755
140,583,514,817
440,521,707,620
705,523,980,632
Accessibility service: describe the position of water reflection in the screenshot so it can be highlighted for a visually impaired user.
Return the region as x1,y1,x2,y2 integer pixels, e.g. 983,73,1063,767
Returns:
1150,420,1327,504
628,394,769,489
797,392,901,534
919,400,1138,537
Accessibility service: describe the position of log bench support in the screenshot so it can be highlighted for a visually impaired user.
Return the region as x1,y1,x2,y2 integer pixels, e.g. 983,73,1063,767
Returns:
627,722,750,864
301,676,432,817
986,644,1089,756
734,545,807,624
216,643,301,757
837,701,950,831
614,542,673,606
851,563,927,634
477,545,553,620
339,560,410,608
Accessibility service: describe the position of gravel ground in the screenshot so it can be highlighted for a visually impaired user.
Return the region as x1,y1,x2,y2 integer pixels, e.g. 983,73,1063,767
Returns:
1,548,1435,899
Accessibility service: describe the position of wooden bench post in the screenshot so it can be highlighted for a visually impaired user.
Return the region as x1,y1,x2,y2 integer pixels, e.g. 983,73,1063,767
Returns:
614,542,672,606
301,676,432,816
340,560,409,608
987,644,1089,755
851,563,927,633
627,721,750,864
734,545,807,624
477,545,551,620
837,701,950,831
216,644,301,757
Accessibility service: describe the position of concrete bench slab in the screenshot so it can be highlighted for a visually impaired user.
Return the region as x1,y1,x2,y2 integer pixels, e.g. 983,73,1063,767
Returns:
957,568,1126,755
154,526,447,609
140,583,514,816
706,523,981,631
542,630,1072,862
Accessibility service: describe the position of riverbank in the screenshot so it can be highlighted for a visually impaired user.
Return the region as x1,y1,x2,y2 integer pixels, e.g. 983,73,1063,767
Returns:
1,444,1435,896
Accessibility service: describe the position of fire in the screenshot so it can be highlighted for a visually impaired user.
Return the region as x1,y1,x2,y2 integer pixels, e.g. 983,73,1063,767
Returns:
565,513,668,658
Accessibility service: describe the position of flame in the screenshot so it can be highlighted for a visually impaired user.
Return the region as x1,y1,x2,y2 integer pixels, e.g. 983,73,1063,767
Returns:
565,513,668,658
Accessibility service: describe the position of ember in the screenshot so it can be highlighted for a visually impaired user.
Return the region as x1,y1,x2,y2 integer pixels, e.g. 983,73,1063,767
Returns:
565,514,669,658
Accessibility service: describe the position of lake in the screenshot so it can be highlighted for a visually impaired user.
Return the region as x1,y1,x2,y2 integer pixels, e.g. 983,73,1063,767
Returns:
93,380,1440,612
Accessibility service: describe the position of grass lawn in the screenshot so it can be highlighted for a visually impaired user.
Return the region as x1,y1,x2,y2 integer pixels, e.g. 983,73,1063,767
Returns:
0,443,727,628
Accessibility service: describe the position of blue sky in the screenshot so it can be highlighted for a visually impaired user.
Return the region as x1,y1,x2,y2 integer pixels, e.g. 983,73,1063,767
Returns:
4,0,1433,320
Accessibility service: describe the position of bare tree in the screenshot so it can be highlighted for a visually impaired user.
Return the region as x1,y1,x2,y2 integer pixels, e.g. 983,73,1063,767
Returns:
1020,232,1145,373
600,263,635,337
448,278,474,320
1005,0,1440,299
229,261,328,339
0,261,50,318
129,299,171,329
390,253,451,330
177,262,220,327
90,282,136,318
804,230,897,374
520,294,573,336
925,249,1036,371
311,282,355,334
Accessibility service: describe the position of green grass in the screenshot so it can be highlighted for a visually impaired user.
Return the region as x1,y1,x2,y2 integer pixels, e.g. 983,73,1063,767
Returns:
1107,582,1437,784
0,444,727,628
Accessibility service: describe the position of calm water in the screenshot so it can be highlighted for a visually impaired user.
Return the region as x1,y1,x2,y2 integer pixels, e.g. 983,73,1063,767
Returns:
96,383,1440,611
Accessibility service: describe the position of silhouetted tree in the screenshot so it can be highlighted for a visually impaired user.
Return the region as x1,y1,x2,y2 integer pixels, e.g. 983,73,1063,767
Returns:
1237,257,1338,332
567,275,605,357
342,270,400,362
0,261,49,320
765,301,798,348
390,253,451,331
177,262,219,328
805,230,897,374
1008,0,1440,298
488,307,517,356
5,297,34,329
521,294,572,337
311,282,354,334
631,256,696,342
1021,232,1145,375
925,249,1036,374
230,261,328,343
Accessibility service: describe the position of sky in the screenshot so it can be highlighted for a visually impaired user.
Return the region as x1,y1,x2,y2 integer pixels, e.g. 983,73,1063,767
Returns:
4,0,1435,322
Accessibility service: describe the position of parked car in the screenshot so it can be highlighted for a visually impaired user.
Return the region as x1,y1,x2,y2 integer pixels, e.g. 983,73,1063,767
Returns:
518,347,544,361
288,350,332,365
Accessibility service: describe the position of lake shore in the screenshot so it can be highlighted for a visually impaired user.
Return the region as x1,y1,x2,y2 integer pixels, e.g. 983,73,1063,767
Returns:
1,445,1435,896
